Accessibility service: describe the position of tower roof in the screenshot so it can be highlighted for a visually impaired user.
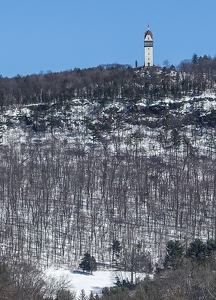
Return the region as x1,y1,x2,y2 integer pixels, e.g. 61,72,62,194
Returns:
144,30,153,39
144,25,153,39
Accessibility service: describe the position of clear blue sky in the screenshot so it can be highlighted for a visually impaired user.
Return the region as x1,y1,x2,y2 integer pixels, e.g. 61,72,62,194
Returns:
0,0,216,77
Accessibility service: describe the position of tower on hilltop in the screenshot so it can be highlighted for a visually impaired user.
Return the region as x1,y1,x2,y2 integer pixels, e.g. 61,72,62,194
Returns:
144,25,153,67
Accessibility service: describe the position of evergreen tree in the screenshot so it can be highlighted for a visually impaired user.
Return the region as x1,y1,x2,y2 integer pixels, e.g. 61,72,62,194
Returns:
171,128,181,149
186,239,206,259
164,240,184,269
112,240,122,261
191,53,198,65
79,252,97,274
206,239,216,256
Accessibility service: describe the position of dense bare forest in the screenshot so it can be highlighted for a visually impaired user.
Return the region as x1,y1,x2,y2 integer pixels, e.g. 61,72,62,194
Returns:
1,55,216,298
1,122,216,266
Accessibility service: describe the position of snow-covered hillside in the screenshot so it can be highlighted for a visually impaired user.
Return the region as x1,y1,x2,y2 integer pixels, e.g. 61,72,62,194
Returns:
1,91,216,156
1,90,216,272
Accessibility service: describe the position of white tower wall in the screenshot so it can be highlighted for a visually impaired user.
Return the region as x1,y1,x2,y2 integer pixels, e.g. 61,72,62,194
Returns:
145,45,153,67
144,30,153,67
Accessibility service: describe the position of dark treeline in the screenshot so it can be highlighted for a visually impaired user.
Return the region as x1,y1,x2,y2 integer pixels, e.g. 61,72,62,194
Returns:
99,259,216,300
0,64,135,107
1,54,216,109
99,238,216,300
178,54,216,76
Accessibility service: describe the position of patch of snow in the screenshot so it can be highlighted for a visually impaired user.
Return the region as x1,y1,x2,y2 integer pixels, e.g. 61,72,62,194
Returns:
45,268,116,296
44,268,148,296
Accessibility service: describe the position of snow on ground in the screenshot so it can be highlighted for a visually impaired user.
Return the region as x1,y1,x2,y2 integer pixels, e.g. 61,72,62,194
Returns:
44,268,147,297
45,268,116,296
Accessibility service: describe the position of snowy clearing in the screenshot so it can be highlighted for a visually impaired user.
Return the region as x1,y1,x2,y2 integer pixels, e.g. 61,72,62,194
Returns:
44,268,147,296
45,269,115,296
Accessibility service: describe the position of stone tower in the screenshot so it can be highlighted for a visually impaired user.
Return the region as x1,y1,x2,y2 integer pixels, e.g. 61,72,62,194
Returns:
144,25,153,67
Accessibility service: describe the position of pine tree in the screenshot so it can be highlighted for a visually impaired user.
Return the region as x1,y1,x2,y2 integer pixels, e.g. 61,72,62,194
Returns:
191,53,198,65
186,239,206,259
79,252,97,274
206,239,216,256
164,240,184,269
112,240,122,262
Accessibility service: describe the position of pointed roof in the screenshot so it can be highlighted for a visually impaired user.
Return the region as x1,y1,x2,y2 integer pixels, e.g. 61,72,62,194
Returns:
144,25,153,39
